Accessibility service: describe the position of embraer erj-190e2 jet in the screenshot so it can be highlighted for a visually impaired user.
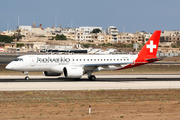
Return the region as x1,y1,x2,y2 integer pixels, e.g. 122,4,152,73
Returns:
6,30,161,80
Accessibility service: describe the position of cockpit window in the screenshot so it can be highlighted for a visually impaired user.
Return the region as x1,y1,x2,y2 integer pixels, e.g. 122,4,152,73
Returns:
13,58,23,61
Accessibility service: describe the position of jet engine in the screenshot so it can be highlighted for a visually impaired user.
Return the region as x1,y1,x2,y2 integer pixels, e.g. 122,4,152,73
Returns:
43,71,61,76
63,67,84,78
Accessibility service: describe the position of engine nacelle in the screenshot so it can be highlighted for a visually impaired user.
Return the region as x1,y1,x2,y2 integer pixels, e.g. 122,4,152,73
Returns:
43,71,61,76
63,67,84,78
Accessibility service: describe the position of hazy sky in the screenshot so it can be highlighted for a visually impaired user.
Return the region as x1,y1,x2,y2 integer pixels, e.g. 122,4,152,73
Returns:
1,0,180,33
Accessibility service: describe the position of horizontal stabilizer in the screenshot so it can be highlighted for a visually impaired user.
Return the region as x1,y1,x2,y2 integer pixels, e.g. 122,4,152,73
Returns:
146,58,159,61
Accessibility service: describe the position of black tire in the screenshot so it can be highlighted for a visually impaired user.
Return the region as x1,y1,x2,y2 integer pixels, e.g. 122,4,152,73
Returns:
89,75,96,81
25,76,29,80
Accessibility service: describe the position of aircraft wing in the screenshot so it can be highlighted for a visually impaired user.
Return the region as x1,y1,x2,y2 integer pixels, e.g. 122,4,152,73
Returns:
82,62,133,67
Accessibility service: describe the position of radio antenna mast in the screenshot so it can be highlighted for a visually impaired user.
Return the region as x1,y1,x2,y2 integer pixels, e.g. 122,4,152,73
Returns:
18,15,20,27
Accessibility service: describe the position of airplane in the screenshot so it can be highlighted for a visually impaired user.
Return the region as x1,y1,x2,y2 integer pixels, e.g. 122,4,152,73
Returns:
6,30,161,81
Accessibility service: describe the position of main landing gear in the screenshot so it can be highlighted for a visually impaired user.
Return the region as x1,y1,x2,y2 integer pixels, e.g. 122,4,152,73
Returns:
23,71,30,80
88,75,96,81
87,71,96,81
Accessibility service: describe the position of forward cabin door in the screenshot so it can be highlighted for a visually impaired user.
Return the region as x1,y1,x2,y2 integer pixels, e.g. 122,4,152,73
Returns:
30,56,35,67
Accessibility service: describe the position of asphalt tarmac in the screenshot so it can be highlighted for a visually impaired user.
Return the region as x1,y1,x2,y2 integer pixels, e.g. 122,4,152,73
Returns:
0,75,180,91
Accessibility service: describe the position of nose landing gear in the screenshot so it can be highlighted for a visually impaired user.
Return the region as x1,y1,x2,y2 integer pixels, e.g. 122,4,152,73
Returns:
23,71,30,80
25,76,30,80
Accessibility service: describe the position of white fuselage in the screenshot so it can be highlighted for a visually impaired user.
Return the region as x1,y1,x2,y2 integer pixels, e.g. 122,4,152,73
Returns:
6,54,138,73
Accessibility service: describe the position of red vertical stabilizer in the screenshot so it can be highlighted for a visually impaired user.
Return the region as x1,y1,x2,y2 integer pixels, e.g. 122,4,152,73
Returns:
135,30,161,63
118,30,161,70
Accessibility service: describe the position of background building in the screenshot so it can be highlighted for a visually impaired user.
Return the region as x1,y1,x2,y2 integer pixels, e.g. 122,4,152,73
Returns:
107,26,118,42
76,26,102,41
160,31,180,43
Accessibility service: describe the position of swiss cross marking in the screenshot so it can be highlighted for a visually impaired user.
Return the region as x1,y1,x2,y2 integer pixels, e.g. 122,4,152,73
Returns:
146,40,156,53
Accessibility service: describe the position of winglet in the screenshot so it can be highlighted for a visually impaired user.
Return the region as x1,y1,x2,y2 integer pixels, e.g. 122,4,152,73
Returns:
136,30,161,62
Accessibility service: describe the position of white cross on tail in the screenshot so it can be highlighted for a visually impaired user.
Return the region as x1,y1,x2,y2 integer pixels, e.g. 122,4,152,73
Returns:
146,40,156,53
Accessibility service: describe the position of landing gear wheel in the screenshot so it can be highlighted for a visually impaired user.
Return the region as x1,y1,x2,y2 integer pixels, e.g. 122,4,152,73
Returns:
23,71,29,80
25,76,30,80
89,75,96,81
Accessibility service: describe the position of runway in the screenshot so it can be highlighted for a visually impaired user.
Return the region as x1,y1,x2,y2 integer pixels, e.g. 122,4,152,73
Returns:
1,75,180,91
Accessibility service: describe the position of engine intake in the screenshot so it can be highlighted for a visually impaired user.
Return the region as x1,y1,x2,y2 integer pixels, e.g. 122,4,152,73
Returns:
63,67,83,78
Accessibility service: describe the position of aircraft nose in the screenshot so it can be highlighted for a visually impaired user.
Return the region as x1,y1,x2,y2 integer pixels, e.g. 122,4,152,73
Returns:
6,63,13,70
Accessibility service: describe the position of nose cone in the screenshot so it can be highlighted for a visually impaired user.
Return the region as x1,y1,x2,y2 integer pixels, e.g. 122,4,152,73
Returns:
6,63,13,70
